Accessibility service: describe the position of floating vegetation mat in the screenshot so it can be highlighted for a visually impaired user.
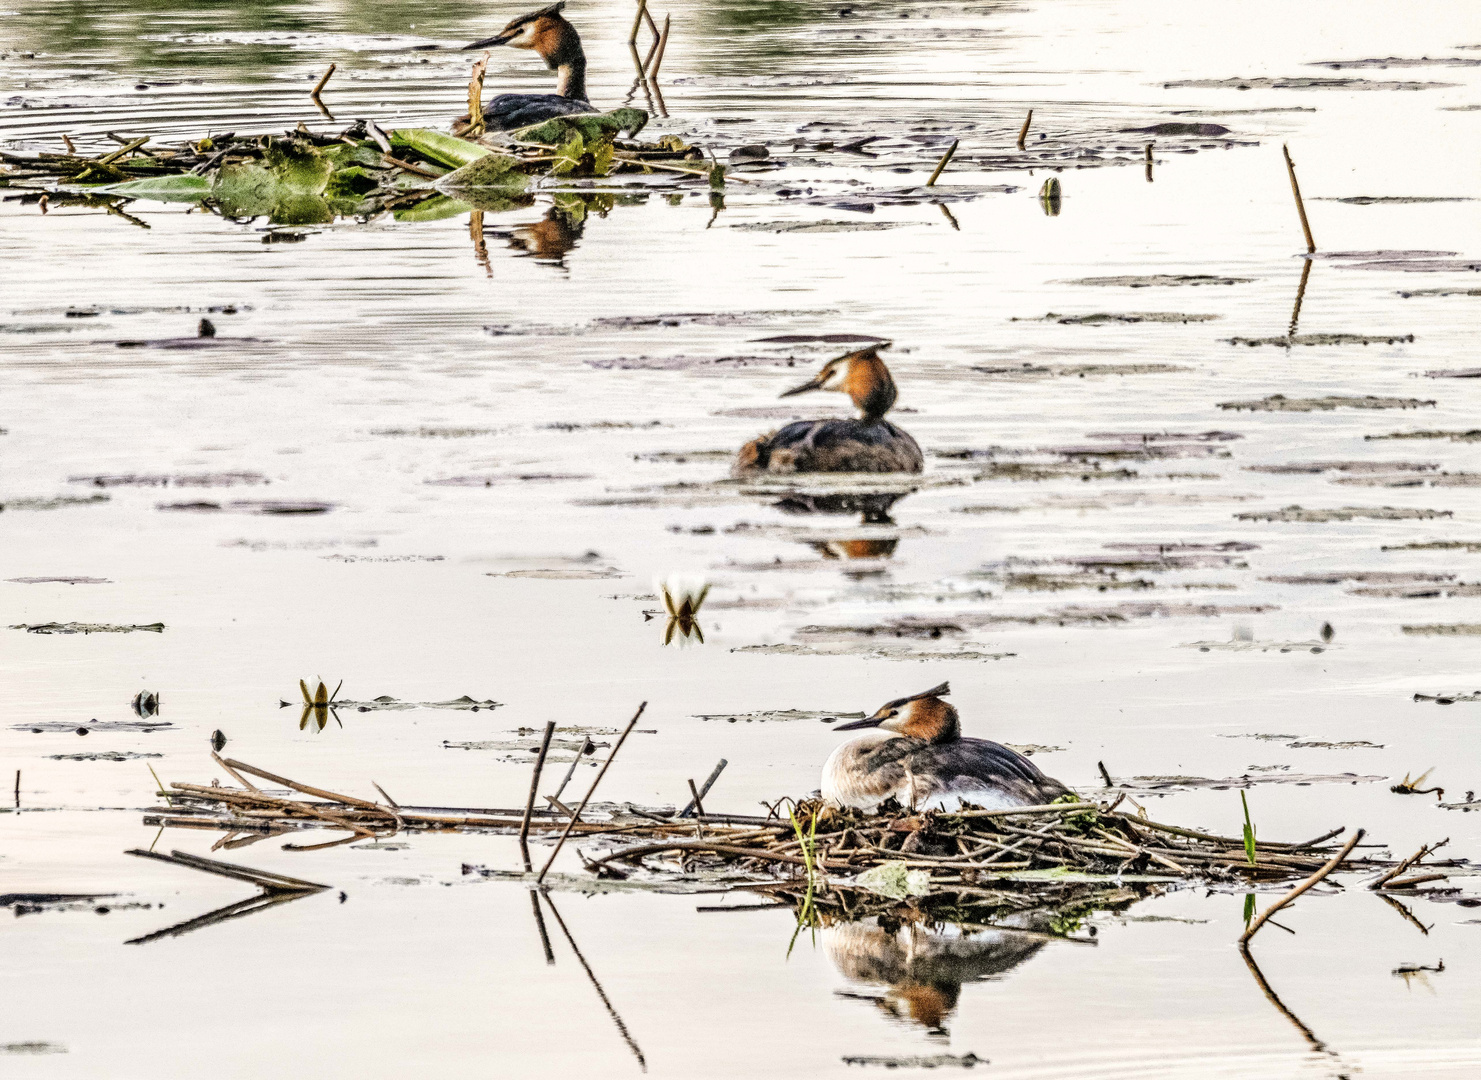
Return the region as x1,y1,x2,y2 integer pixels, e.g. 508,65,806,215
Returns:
0,109,728,226
144,757,1446,912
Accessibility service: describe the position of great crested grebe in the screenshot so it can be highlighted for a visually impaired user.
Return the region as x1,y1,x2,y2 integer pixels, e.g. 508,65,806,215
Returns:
464,2,594,131
822,682,1072,812
734,346,924,475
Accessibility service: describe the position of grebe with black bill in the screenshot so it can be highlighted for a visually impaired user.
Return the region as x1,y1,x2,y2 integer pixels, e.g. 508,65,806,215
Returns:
734,346,924,475
463,2,596,131
821,682,1072,812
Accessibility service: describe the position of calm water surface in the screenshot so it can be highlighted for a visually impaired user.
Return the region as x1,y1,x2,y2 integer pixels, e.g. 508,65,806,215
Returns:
4,1,1481,1076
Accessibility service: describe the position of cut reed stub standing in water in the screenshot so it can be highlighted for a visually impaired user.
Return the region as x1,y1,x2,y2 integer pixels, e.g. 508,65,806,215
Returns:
536,703,647,884
311,63,336,100
926,139,959,187
1017,109,1033,150
1282,143,1317,254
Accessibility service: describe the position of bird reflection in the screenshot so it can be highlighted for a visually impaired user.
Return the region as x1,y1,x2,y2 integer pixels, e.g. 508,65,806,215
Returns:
827,916,1047,1034
809,538,899,560
774,490,911,525
509,206,586,263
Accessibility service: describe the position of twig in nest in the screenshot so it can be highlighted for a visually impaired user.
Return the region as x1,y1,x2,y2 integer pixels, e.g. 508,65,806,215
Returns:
1241,829,1364,945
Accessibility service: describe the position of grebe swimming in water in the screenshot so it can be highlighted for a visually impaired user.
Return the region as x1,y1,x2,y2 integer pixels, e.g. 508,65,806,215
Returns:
734,346,924,475
464,2,596,131
822,682,1071,812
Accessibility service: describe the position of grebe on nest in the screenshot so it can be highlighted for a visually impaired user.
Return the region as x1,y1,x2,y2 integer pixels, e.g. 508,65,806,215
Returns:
734,346,924,475
464,2,596,131
822,682,1072,812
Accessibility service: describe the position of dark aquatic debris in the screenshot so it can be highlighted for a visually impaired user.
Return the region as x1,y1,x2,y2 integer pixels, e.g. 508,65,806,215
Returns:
1397,287,1481,297
969,362,1188,380
0,494,109,511
17,719,170,733
843,1053,984,1069
1367,430,1481,442
1317,196,1473,204
1247,461,1436,475
6,576,110,584
1105,773,1386,794
1309,56,1481,69
1014,311,1221,325
1219,394,1434,412
1162,76,1457,90
1424,368,1481,379
1403,625,1481,637
10,622,164,634
1061,274,1253,288
48,751,163,762
1236,505,1451,523
1124,122,1231,136
157,499,333,514
69,471,266,488
694,708,866,724
1225,333,1414,347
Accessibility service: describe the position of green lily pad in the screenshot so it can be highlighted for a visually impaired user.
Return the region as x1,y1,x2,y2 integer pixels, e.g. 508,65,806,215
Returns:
95,174,212,201
436,152,526,189
388,129,492,170
512,108,648,147
325,165,379,198
262,139,333,194
393,194,475,222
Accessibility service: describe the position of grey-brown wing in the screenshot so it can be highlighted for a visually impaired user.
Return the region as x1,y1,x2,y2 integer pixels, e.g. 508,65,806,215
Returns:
909,739,1071,804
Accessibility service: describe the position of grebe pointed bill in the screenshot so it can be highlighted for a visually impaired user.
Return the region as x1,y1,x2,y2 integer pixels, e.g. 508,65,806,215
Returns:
822,681,1072,812
734,345,924,475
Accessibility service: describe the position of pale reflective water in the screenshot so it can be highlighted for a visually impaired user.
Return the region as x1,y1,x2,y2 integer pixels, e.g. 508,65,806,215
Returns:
4,1,1481,1076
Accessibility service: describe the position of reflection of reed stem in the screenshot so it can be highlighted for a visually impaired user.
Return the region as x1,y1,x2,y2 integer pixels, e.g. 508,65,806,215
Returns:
1288,257,1312,338
541,892,647,1069
1238,943,1329,1053
529,888,556,964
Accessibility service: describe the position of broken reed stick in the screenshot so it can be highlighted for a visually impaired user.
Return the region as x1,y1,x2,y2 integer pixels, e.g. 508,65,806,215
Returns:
629,0,650,45
465,53,489,139
1370,838,1448,890
648,15,671,81
380,153,440,179
311,63,336,99
679,758,727,817
1097,761,1113,787
1383,872,1448,890
97,136,149,166
61,134,75,155
1281,143,1316,254
224,758,382,812
686,779,705,819
1240,828,1363,944
127,847,329,892
13,769,18,808
1017,109,1033,150
549,737,594,804
925,138,958,187
519,721,558,870
537,703,647,884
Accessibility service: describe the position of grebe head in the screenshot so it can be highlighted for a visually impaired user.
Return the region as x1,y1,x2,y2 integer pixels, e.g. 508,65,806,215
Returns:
465,2,584,67
834,681,958,744
780,345,899,422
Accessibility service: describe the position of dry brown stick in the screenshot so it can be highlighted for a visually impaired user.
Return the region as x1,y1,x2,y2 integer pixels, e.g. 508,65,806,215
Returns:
96,136,149,166
1282,143,1316,254
647,15,671,81
628,0,650,44
1383,872,1449,890
610,151,758,182
925,138,958,187
380,153,441,178
212,752,261,792
1017,109,1033,150
536,704,646,884
590,840,852,873
1098,761,1114,787
127,847,329,892
311,63,336,99
223,759,383,812
686,778,705,820
465,53,489,138
1241,829,1363,945
1371,838,1448,889
679,758,727,817
950,802,1097,820
520,721,558,872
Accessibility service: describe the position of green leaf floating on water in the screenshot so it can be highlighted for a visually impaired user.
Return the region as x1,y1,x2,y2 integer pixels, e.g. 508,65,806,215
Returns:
590,139,615,178
262,139,334,193
550,133,585,177
854,861,932,899
325,165,379,198
436,151,527,190
95,174,212,201
388,128,492,170
511,108,648,146
393,194,475,222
